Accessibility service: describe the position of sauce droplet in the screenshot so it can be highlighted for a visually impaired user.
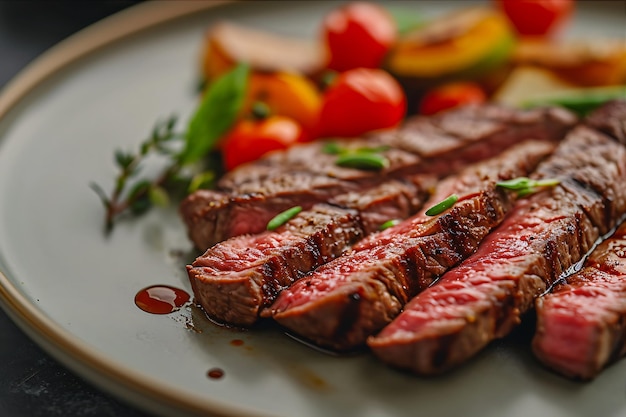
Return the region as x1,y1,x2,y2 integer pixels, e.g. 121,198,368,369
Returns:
230,339,244,347
135,285,190,314
207,367,224,380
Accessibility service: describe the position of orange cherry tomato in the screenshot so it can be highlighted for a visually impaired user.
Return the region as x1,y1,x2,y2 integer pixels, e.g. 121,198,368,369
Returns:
222,115,305,170
419,82,487,115
494,0,573,37
318,68,406,138
322,2,397,72
244,72,322,134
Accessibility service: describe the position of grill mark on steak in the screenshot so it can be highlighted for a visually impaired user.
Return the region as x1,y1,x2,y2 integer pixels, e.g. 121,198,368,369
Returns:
368,125,626,375
181,105,576,249
585,99,626,145
532,220,626,380
266,140,555,351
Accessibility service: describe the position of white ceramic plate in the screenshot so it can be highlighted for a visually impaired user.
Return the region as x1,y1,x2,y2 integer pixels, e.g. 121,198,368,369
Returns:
1,1,625,417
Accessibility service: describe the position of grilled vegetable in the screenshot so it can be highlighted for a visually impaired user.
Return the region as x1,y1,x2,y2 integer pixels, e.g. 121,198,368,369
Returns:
386,8,515,84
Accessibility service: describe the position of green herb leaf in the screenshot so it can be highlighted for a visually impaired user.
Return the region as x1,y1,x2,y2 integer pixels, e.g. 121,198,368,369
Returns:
267,206,303,231
322,141,344,155
127,179,151,203
89,182,111,209
523,85,626,116
188,171,216,193
336,152,389,170
114,150,135,170
497,177,560,197
356,145,391,154
379,219,401,231
425,194,459,216
128,180,152,216
495,177,535,191
148,185,170,207
179,63,250,164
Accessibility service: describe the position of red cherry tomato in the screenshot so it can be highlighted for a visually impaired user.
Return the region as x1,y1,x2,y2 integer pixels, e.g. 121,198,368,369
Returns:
318,68,407,138
222,116,305,170
419,82,487,115
495,0,573,37
322,2,397,72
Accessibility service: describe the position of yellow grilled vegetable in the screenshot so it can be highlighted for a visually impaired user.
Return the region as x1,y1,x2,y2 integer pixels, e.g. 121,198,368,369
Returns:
386,7,516,83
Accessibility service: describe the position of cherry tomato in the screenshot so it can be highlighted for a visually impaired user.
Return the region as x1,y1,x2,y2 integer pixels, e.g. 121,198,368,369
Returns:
495,0,573,37
419,82,487,115
222,116,305,170
322,2,397,72
318,68,407,138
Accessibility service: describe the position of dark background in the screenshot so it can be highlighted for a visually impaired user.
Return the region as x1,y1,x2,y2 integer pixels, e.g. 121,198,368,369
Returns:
0,3,154,416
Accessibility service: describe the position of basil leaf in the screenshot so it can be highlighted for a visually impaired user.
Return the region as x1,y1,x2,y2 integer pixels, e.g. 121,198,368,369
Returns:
179,63,250,164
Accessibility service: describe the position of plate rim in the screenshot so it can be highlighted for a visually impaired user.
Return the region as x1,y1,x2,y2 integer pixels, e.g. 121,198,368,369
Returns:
0,1,267,416
1,1,625,417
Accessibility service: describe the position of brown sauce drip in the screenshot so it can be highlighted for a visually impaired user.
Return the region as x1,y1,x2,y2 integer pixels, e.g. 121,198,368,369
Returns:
135,285,190,314
230,339,244,346
207,367,225,379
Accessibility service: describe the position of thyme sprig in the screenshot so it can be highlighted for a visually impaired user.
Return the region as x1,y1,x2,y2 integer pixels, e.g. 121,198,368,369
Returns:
89,115,187,233
91,63,250,233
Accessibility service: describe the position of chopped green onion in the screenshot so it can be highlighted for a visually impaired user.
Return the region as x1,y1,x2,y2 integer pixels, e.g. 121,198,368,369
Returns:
425,194,459,216
322,141,344,155
267,206,303,231
379,219,401,231
497,177,560,197
523,85,626,116
356,145,392,154
336,152,389,170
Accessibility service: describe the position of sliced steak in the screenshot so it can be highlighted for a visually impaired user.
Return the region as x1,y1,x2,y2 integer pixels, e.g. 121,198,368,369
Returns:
266,140,555,351
585,99,626,145
181,105,576,249
187,204,364,327
187,173,435,327
368,125,626,375
532,220,626,380
331,175,434,234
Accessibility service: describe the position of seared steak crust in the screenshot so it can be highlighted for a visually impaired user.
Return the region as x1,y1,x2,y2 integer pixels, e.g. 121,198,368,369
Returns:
585,99,626,145
187,204,364,326
368,126,626,375
267,140,555,350
532,221,626,380
181,105,576,249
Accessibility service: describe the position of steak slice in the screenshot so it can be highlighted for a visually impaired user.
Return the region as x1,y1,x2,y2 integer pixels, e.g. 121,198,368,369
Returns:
187,204,364,327
266,140,555,351
181,105,576,249
331,175,434,234
368,125,626,375
187,174,434,327
532,220,626,380
585,99,626,145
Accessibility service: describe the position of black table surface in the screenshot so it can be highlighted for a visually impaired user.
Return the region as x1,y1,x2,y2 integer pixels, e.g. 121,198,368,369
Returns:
0,3,155,416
